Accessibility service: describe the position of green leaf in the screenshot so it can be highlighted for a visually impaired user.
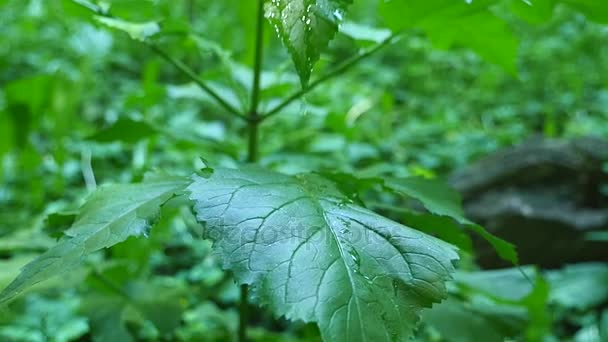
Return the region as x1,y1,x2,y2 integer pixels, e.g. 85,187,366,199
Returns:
0,175,189,304
379,0,518,73
562,0,608,23
87,118,159,144
422,297,525,342
402,212,473,254
511,0,608,24
455,267,536,301
586,231,608,242
84,298,134,342
339,22,392,44
383,177,518,265
188,167,459,341
510,0,556,23
384,177,466,222
44,211,78,239
546,262,608,310
94,16,160,41
265,0,353,87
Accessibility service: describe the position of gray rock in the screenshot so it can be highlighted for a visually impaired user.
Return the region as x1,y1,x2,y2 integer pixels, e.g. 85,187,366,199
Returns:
450,137,608,268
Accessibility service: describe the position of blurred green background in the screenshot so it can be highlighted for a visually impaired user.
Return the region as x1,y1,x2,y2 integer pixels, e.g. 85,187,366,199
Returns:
0,0,607,341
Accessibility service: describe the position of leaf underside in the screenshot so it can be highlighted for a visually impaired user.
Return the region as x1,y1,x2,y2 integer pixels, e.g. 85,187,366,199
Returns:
265,0,353,87
188,167,459,342
0,176,188,304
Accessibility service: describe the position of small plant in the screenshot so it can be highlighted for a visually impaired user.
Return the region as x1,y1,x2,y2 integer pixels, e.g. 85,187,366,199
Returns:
2,0,606,341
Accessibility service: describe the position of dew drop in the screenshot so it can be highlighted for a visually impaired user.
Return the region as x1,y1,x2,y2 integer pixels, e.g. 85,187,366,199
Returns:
349,248,361,267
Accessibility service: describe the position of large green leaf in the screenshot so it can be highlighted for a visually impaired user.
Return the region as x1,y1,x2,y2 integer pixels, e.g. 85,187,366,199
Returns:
265,0,353,87
379,0,518,73
0,175,188,304
188,167,459,341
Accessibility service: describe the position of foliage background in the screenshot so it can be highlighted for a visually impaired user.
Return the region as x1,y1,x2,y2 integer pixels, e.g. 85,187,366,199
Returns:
0,0,607,341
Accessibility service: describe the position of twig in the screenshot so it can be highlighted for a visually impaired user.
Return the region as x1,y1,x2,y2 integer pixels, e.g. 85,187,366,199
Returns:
261,33,402,121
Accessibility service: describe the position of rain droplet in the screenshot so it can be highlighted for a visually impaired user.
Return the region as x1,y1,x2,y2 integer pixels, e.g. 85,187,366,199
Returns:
349,248,361,267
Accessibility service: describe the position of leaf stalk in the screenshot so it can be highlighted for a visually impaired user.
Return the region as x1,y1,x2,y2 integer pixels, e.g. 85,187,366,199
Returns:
261,33,402,121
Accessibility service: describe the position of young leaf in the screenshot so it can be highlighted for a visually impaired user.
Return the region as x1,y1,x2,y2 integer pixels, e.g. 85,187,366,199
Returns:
0,176,189,304
265,0,353,87
188,167,459,341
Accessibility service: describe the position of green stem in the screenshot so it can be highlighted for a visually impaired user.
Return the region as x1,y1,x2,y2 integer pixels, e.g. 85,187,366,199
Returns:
249,0,265,116
240,2,265,342
238,284,249,342
149,44,247,121
187,0,195,24
261,33,401,121
70,0,246,121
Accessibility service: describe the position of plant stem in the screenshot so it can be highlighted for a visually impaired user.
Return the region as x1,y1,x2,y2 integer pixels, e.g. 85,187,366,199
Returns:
70,0,246,121
261,33,402,121
238,284,249,342
187,0,195,24
149,44,248,121
240,2,265,342
249,0,265,116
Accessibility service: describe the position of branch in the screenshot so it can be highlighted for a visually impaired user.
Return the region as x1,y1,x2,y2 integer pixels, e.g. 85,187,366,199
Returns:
149,44,247,121
70,0,247,121
260,33,402,121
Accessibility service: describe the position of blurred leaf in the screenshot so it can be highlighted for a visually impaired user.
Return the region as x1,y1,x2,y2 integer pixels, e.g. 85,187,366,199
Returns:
176,302,238,341
455,267,535,301
94,16,160,41
0,229,54,254
511,0,556,23
585,231,608,242
402,211,473,253
0,256,39,291
87,118,159,144
188,167,459,341
546,263,608,310
380,0,518,73
44,211,78,239
265,0,353,86
0,111,13,159
83,298,134,342
0,294,89,342
384,177,466,221
521,274,551,342
563,0,608,23
383,177,518,264
130,282,186,335
339,22,392,44
512,0,608,23
0,175,189,304
423,297,524,342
